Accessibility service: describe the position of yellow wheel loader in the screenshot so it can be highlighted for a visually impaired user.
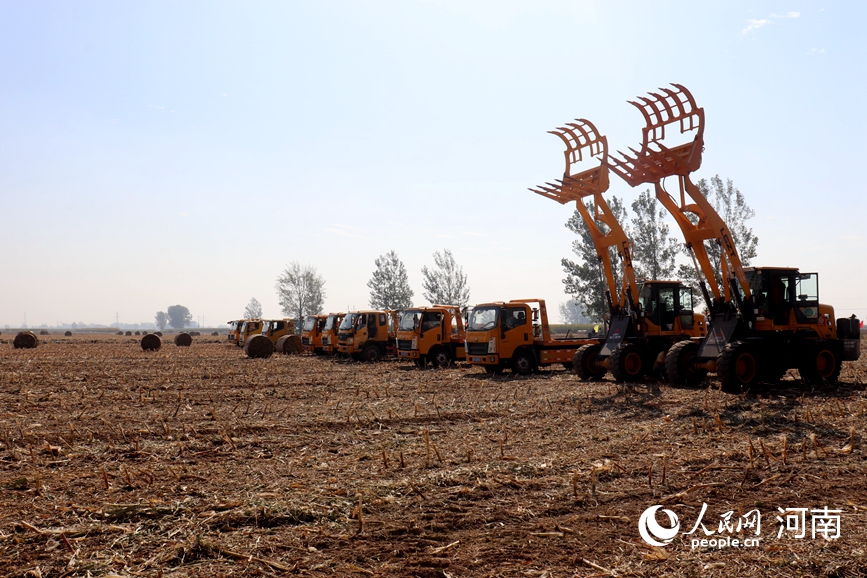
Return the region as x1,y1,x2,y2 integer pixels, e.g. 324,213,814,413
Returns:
607,84,860,390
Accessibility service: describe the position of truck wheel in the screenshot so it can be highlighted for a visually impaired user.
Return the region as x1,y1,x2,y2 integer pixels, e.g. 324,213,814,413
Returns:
717,341,759,392
511,350,536,375
431,347,451,368
665,340,707,387
610,343,645,382
573,344,606,381
799,344,842,385
362,343,381,362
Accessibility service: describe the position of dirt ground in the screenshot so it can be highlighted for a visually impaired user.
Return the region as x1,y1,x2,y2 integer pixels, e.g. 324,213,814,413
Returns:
1,334,866,577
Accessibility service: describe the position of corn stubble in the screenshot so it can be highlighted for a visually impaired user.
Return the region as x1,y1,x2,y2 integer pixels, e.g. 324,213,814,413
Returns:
0,334,866,577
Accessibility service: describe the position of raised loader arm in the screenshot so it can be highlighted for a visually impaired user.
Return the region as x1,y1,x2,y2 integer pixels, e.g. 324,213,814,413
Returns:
530,119,639,314
606,84,752,314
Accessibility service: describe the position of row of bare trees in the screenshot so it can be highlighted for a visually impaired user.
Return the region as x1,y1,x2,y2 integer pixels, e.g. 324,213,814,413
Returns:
242,249,471,324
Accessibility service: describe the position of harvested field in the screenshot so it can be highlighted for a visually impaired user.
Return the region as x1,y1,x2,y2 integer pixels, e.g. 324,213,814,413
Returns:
1,335,866,577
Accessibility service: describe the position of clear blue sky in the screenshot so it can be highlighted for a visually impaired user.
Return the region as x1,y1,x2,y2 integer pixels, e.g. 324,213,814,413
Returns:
2,1,864,327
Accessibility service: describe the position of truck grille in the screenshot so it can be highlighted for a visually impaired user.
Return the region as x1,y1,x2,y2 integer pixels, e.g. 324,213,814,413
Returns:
338,332,352,343
467,342,488,355
397,339,413,351
302,337,311,345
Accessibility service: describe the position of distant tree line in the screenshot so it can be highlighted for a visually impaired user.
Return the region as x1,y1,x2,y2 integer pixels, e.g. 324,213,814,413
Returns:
269,249,472,326
154,305,193,330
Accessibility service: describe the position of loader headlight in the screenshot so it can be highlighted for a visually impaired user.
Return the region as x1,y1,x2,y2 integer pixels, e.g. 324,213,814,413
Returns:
487,338,496,354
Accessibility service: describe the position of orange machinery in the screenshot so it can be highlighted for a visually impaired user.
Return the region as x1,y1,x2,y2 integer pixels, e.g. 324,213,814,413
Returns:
336,310,398,362
396,305,466,368
301,314,328,355
319,313,345,354
607,84,860,389
465,299,597,374
531,119,706,382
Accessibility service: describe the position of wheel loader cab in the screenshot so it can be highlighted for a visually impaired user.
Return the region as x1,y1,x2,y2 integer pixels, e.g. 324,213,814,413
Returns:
748,268,822,329
639,282,696,334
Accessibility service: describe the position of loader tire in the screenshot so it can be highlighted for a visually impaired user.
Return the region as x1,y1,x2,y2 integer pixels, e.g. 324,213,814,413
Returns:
665,340,707,387
573,344,606,381
610,343,645,382
798,344,842,385
717,340,759,392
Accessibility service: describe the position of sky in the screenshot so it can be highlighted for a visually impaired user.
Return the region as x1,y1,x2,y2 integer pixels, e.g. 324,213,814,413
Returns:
1,1,865,327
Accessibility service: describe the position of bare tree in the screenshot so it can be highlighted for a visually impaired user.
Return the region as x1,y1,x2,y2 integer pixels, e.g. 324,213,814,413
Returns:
421,249,470,308
558,299,593,324
275,262,326,324
244,297,263,319
630,189,679,281
677,175,759,291
368,251,413,310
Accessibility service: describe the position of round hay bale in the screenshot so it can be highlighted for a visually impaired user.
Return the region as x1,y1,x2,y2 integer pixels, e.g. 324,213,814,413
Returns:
141,334,162,351
125,331,132,336
244,334,274,359
155,331,163,337
174,332,193,347
134,330,141,336
39,330,49,336
275,334,303,355
142,331,149,335
211,331,219,336
116,331,124,336
64,330,72,337
13,331,38,349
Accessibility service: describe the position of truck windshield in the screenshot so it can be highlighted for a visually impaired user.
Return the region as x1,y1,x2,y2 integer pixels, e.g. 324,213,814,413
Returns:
261,322,270,334
303,316,316,332
324,316,337,331
399,310,422,331
468,307,498,331
339,314,357,331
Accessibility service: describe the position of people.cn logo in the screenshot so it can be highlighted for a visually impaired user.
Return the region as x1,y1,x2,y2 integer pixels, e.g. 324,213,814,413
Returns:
638,505,681,546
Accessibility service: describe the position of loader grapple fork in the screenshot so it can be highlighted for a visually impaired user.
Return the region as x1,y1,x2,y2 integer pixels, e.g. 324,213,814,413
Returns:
607,84,750,310
529,119,638,313
532,119,610,203
608,83,704,184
